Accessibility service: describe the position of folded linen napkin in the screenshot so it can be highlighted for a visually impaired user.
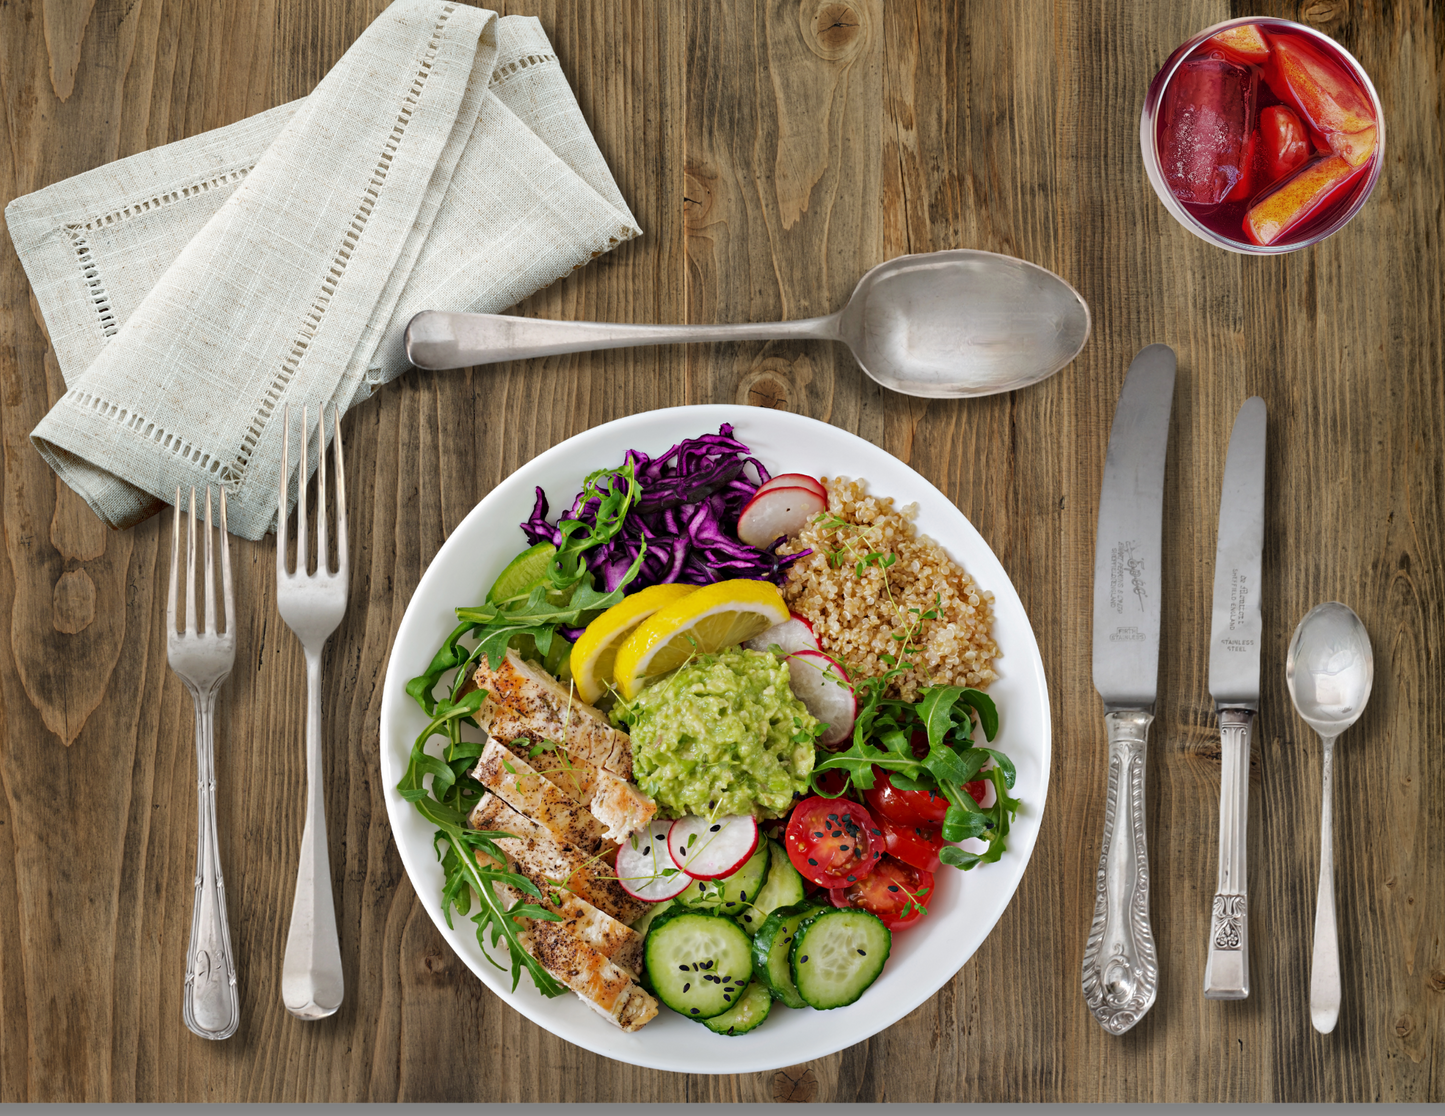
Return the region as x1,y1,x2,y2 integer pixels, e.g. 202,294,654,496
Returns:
7,0,639,539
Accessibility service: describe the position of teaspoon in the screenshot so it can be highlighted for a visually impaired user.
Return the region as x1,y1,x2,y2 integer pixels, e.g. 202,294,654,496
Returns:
1285,602,1374,1034
403,249,1091,399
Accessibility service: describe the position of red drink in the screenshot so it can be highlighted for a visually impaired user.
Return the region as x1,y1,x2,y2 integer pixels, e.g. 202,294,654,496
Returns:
1142,20,1383,253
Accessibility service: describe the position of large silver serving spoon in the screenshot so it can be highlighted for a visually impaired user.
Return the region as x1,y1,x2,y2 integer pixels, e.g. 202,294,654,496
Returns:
404,249,1091,399
1285,602,1374,1035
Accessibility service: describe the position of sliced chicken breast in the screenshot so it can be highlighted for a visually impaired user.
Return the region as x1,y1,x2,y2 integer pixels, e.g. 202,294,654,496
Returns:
519,926,659,1032
473,649,634,779
491,737,657,843
472,741,606,854
470,795,648,925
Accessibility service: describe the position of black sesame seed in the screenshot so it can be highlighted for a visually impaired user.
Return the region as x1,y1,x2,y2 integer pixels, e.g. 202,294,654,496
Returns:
679,965,690,971
870,828,881,836
641,846,650,856
690,1008,699,1015
857,949,866,956
684,983,690,992
888,884,900,893
800,955,809,963
827,814,838,821
723,995,731,1002
847,874,856,882
709,824,721,833
808,858,818,866
838,844,849,852
814,831,824,838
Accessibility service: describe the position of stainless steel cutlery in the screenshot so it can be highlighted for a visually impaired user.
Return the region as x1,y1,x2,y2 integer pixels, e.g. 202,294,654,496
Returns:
1203,397,1267,1001
168,485,241,1041
277,404,350,1021
1082,343,1177,1036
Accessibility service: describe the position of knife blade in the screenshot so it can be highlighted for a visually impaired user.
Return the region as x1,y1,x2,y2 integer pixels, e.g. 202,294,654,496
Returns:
1082,343,1175,1036
1202,396,1266,1000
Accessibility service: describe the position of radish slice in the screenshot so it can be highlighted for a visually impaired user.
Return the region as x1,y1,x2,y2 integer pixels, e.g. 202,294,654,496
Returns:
743,613,820,656
667,814,760,880
757,473,827,501
615,819,693,901
736,485,826,548
786,649,857,747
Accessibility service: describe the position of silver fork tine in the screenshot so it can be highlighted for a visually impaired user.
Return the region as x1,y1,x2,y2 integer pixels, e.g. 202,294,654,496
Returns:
186,486,198,636
169,485,181,635
297,405,310,576
332,406,347,573
204,487,216,636
220,488,234,636
316,405,329,576
279,404,291,580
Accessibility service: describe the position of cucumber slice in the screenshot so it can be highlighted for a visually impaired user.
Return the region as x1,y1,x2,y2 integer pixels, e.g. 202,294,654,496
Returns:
699,979,772,1035
738,838,806,935
644,910,755,1020
630,898,677,937
751,902,823,1009
790,908,891,1010
676,841,769,914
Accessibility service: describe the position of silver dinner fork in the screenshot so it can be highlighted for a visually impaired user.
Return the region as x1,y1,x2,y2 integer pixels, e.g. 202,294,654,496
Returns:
277,404,348,1019
169,485,241,1041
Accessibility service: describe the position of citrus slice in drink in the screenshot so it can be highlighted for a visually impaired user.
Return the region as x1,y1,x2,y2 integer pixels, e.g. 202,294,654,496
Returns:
613,580,790,699
569,583,698,703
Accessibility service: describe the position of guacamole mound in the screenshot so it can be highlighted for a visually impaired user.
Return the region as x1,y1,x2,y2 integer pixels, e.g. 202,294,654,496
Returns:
620,647,818,818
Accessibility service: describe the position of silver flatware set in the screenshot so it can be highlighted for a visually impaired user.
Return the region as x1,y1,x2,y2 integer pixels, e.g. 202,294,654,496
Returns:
166,405,350,1040
1084,345,1372,1036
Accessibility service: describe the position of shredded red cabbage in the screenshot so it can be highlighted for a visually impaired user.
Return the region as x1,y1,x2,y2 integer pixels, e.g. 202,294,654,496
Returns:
521,424,810,621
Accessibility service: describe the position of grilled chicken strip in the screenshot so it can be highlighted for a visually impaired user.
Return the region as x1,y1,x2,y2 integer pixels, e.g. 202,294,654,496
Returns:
470,794,648,925
472,741,606,854
520,925,659,1032
474,851,644,977
473,649,634,780
489,737,657,843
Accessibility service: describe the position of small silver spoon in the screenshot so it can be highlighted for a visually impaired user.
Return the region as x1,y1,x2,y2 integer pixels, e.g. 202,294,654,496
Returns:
403,249,1091,399
1285,602,1374,1034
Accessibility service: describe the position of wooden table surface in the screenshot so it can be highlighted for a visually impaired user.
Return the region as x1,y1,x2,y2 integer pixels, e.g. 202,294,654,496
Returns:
1,0,1441,1103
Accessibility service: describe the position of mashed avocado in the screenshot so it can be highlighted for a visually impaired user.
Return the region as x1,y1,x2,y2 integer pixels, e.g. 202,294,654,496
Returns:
619,647,818,818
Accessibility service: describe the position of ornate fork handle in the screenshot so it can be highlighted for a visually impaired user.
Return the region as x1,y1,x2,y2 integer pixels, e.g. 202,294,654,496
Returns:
182,680,240,1040
1082,709,1159,1035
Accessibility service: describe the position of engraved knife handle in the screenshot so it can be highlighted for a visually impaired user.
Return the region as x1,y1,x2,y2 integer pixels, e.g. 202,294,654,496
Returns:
1204,707,1253,999
1082,709,1159,1035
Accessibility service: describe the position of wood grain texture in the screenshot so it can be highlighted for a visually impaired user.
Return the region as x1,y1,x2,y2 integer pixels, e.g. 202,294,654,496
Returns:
0,0,1441,1102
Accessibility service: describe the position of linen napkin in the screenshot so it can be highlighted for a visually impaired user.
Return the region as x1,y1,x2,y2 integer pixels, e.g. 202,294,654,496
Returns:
7,0,639,539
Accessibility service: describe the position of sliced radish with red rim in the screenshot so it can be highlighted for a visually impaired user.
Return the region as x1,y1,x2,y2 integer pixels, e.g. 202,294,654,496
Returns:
757,473,826,501
615,819,693,901
743,613,820,657
786,649,857,747
736,485,826,548
666,814,760,880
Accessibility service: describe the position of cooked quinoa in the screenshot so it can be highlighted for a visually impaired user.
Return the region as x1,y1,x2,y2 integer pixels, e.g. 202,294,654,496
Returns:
777,477,998,701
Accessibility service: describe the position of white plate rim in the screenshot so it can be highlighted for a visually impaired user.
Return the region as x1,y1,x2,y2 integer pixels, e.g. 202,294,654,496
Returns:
378,404,1051,1074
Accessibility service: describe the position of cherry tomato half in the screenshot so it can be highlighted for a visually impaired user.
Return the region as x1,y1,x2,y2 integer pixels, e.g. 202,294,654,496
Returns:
784,796,883,889
830,855,935,930
876,814,946,874
862,767,987,827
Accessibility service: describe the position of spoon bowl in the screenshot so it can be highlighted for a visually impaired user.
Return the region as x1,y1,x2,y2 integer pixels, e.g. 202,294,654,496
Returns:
405,249,1091,399
1286,602,1375,737
1286,601,1374,1036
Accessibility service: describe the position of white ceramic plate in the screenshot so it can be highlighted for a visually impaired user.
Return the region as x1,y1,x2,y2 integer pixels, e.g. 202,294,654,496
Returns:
379,405,1051,1073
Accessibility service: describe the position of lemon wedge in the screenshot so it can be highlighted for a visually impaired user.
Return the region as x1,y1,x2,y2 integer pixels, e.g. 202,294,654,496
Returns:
612,579,791,699
569,583,698,703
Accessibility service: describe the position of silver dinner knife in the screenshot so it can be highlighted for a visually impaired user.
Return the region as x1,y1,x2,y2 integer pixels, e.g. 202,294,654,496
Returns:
1082,343,1176,1035
1202,396,1267,999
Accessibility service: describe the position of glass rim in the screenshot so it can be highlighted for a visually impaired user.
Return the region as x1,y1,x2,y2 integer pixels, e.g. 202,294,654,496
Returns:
1139,16,1385,256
